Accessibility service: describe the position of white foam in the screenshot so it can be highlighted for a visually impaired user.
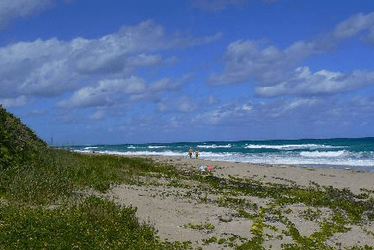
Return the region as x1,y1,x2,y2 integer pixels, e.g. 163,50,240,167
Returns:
300,150,347,158
244,144,343,150
147,146,166,149
195,151,374,167
197,144,232,149
83,146,98,150
73,148,374,168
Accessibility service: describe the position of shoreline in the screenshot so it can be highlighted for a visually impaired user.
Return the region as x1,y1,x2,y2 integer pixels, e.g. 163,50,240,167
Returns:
90,152,374,194
82,148,374,172
130,155,374,194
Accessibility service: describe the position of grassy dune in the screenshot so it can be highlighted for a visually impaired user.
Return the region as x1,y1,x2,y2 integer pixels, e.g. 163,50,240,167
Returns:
0,105,189,249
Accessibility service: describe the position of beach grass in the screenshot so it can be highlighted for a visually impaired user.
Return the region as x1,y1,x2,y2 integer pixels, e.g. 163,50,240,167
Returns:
1,148,179,205
1,102,191,249
0,149,194,249
0,196,161,249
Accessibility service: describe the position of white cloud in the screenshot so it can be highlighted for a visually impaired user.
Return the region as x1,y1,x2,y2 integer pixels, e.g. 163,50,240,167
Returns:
208,39,317,85
177,96,198,113
0,20,218,103
58,73,192,109
0,95,29,108
241,103,253,112
0,0,53,29
193,97,321,127
149,77,184,92
194,101,255,124
126,54,162,68
71,21,169,75
0,38,77,97
209,11,374,89
332,12,374,41
99,77,147,94
58,76,146,108
255,67,374,97
129,76,189,104
89,109,106,120
58,86,111,108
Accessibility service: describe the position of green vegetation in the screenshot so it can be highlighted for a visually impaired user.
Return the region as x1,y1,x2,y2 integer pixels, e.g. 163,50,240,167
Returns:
1,104,374,249
0,196,168,249
0,105,190,249
184,222,215,231
0,105,46,170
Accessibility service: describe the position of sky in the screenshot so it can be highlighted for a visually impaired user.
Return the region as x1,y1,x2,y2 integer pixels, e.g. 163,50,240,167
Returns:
1,0,374,145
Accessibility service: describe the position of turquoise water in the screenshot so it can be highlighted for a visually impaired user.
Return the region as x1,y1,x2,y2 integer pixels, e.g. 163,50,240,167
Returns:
68,137,374,171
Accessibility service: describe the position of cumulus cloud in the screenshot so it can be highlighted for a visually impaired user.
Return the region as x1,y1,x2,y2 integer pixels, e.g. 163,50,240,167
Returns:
208,39,317,85
192,97,321,127
0,20,220,102
190,0,280,11
332,12,374,41
58,74,191,109
58,76,146,108
193,101,254,124
0,38,73,97
129,76,189,104
209,11,374,91
255,67,374,97
149,77,187,92
0,0,53,29
0,0,74,29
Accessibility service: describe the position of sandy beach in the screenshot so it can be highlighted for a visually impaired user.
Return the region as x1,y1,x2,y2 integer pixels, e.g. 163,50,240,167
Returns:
105,155,374,249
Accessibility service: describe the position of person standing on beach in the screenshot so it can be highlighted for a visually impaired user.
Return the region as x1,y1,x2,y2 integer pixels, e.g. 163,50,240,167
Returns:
187,147,194,158
195,149,199,159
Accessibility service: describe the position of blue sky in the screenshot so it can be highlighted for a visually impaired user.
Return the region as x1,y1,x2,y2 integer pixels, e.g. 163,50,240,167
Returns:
1,0,374,145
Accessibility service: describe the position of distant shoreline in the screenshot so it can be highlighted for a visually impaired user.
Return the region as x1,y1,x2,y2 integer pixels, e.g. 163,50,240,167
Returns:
66,138,374,171
79,152,374,194
79,149,374,173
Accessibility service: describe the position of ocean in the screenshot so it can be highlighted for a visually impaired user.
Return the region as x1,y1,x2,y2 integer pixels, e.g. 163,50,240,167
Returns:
67,137,374,172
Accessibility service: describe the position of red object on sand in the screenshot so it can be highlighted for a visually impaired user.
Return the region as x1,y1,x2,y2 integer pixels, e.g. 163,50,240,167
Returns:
207,166,213,171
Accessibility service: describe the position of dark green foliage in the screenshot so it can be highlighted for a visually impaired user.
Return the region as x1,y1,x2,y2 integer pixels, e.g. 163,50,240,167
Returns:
0,105,46,169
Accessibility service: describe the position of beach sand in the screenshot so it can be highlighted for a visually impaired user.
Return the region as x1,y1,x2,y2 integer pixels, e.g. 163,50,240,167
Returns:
105,155,374,249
